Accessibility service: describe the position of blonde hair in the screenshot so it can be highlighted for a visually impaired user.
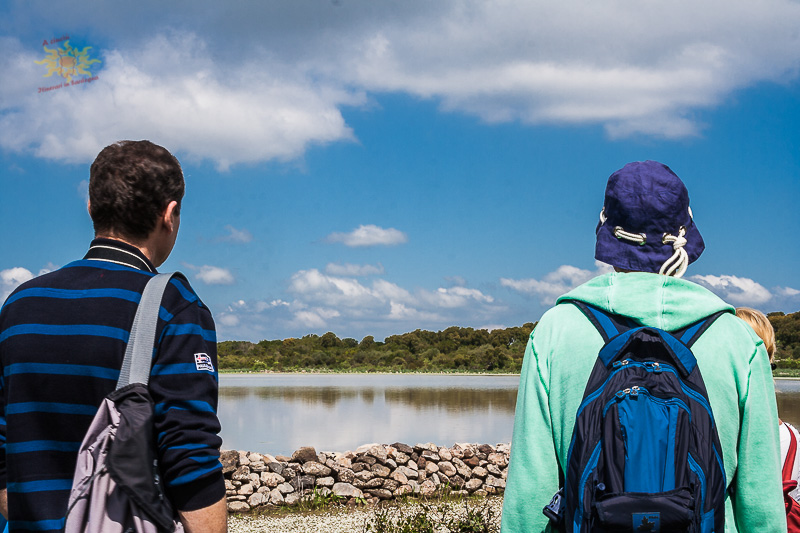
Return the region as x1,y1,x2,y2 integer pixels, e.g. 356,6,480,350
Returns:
736,307,776,360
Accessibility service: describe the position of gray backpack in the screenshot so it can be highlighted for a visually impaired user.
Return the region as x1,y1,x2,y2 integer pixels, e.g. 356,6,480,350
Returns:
64,273,185,533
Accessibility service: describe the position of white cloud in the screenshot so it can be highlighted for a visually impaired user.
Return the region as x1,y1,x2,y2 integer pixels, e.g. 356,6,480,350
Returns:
501,262,613,304
1,267,35,302
325,262,385,277
325,225,408,247
690,274,773,305
777,286,800,298
194,265,235,285
9,1,794,166
219,225,253,244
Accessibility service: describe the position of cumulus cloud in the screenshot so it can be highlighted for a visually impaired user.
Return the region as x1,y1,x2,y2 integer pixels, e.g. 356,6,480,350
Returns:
192,265,235,285
501,262,613,304
324,225,408,247
325,262,385,277
1,267,35,302
690,274,773,305
6,0,797,166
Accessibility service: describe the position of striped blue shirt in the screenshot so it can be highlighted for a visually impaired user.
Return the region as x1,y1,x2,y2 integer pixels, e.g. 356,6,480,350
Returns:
0,239,224,532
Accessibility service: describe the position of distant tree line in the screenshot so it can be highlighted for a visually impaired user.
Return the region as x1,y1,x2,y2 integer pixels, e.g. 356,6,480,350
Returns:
217,323,535,373
216,310,799,373
770,310,800,366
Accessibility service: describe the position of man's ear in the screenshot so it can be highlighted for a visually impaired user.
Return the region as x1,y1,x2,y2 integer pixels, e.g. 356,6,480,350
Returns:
87,199,92,216
162,201,179,233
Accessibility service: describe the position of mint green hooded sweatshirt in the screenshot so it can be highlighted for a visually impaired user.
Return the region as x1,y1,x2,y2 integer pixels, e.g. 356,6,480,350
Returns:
501,272,785,533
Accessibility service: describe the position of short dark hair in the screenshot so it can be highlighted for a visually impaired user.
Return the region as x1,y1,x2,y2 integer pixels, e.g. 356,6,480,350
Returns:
89,140,185,241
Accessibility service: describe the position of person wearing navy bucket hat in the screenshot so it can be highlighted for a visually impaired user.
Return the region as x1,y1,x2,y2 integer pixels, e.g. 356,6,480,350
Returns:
501,161,785,532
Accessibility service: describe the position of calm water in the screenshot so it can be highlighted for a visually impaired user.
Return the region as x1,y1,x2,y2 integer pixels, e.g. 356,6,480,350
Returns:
217,374,800,456
218,374,518,456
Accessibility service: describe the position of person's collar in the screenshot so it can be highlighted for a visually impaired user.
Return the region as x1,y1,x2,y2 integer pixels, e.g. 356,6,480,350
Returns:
84,238,157,273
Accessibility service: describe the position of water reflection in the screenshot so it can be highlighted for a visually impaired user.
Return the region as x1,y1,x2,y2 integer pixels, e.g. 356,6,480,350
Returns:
217,375,800,457
217,374,519,456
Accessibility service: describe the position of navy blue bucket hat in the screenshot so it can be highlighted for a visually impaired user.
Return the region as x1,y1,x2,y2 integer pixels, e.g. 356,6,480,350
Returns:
595,160,704,277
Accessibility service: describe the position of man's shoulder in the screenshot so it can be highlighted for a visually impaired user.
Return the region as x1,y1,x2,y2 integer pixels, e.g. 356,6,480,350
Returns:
160,272,210,317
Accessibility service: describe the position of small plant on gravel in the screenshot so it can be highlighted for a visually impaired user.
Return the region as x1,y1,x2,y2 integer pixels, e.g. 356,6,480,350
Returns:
363,500,499,533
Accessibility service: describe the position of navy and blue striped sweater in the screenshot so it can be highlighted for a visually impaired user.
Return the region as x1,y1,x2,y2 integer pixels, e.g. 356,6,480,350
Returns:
0,239,224,532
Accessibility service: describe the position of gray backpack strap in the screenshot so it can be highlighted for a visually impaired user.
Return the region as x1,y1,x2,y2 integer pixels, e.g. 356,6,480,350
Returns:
116,273,175,389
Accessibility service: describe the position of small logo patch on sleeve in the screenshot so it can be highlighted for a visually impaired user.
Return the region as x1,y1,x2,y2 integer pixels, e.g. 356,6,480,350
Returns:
194,353,215,372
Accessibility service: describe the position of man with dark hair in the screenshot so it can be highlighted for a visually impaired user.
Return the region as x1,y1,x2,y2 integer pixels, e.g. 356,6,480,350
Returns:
0,141,227,532
501,161,784,532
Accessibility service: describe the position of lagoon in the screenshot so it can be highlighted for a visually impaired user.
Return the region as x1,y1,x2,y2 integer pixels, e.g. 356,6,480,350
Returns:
218,374,800,456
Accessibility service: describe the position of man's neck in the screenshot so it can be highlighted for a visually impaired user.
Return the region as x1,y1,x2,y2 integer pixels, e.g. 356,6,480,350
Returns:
94,232,162,267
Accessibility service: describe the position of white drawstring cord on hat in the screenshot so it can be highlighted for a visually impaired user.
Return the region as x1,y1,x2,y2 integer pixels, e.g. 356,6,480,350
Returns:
613,227,646,245
659,227,689,278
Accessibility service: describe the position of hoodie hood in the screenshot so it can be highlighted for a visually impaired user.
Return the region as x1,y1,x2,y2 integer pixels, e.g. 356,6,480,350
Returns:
557,272,733,331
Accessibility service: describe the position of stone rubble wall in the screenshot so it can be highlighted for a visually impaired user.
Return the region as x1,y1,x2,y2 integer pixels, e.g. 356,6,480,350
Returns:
223,442,509,513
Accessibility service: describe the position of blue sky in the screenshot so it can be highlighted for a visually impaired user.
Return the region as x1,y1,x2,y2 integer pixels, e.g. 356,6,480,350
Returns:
1,1,799,342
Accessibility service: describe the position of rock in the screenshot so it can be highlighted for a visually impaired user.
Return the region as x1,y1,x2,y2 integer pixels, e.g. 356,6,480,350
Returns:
269,488,285,505
257,486,269,493
352,462,368,473
248,492,266,507
302,461,332,477
248,473,261,488
277,482,294,494
382,479,400,492
366,445,388,465
486,475,506,489
452,457,472,479
394,451,410,465
224,479,235,491
366,488,393,499
292,446,319,464
275,455,292,462
356,443,381,454
333,482,364,499
227,501,249,513
260,472,284,488
231,466,251,482
385,458,397,469
405,460,419,472
472,466,488,479
237,483,254,496
487,452,508,467
249,461,267,473
430,473,441,486
486,464,502,477
238,451,250,466
391,469,408,485
464,455,481,468
415,443,438,453
284,492,302,505
316,476,335,488
338,468,355,484
448,475,466,489
354,470,374,482
394,485,413,497
220,450,239,474
474,489,488,497
355,454,377,466
438,461,457,477
465,478,483,492
290,474,315,491
371,464,391,478
438,448,453,462
417,457,427,470
396,466,417,480
267,462,284,476
421,450,440,462
420,479,436,496
425,462,439,474
391,442,414,454
478,444,495,455
355,478,383,490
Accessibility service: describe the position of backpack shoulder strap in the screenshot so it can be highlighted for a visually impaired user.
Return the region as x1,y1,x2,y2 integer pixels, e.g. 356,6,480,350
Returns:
565,300,634,343
670,311,728,349
116,272,178,389
785,424,798,482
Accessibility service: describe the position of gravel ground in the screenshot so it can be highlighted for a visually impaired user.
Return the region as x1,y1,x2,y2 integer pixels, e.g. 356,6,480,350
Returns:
228,497,504,533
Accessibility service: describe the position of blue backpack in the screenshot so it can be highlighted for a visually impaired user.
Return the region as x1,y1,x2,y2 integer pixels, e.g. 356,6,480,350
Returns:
548,301,727,533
